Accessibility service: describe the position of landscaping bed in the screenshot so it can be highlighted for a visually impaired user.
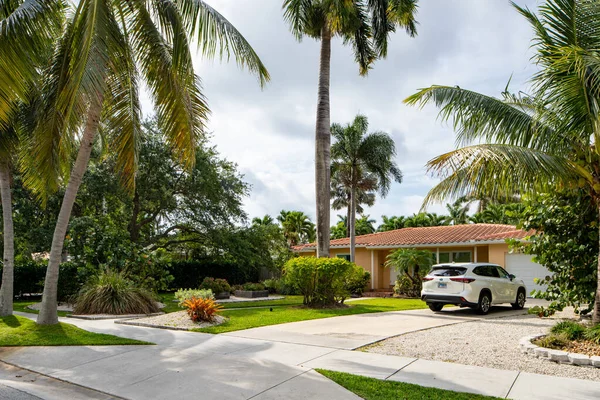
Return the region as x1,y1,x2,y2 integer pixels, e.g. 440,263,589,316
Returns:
117,310,226,331
364,312,600,381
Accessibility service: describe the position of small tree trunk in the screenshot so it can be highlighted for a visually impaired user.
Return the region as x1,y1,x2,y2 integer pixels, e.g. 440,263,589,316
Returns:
349,186,356,262
0,162,14,316
37,94,103,325
346,194,351,238
315,25,331,258
594,206,600,324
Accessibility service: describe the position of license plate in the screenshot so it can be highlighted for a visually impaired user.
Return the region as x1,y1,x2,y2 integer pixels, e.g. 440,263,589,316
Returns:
438,282,447,289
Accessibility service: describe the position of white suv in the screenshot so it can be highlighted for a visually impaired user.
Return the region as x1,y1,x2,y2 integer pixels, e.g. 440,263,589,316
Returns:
421,263,527,314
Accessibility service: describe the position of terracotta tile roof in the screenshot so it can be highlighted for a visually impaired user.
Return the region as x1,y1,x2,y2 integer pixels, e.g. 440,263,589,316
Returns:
293,224,531,251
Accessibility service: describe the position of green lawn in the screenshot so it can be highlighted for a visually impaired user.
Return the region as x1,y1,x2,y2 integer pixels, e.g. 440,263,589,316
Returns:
195,297,427,334
317,370,502,400
13,300,71,317
0,315,152,346
158,293,305,313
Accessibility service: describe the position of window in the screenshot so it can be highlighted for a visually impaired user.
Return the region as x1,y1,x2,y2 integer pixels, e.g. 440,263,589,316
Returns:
496,267,510,279
438,252,451,263
336,254,351,262
433,251,471,263
431,267,467,276
473,266,499,277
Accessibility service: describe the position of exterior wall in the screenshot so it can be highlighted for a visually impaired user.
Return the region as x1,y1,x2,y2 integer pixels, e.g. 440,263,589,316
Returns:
476,246,489,263
488,243,510,267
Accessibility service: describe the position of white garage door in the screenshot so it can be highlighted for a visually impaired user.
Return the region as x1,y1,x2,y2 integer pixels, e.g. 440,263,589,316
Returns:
505,253,550,295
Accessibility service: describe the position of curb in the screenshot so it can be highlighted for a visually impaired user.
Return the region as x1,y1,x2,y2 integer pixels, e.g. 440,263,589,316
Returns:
519,334,600,368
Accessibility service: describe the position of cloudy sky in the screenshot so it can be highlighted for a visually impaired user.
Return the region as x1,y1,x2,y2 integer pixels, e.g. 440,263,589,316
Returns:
161,0,540,225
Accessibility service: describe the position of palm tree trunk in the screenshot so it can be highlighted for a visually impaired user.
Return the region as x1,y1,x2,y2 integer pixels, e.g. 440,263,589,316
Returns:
594,206,600,324
349,186,356,262
315,25,331,258
37,94,103,325
346,197,351,238
0,162,14,316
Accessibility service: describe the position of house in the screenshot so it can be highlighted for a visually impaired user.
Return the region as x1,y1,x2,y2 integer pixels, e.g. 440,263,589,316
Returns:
293,223,549,294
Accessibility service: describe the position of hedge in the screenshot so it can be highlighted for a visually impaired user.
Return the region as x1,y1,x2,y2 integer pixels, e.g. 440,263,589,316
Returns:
166,259,259,290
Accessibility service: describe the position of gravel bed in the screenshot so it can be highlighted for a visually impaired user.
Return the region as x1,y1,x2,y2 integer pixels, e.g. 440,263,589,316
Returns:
119,310,226,330
364,313,600,381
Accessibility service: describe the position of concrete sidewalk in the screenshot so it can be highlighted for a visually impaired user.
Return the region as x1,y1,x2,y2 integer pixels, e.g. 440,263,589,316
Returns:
2,310,600,399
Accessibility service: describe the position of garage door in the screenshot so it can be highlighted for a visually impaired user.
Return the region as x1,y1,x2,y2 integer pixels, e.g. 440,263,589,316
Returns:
505,253,550,295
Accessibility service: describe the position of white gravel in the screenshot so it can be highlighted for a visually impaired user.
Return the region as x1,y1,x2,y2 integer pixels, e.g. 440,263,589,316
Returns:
121,310,226,330
365,313,600,381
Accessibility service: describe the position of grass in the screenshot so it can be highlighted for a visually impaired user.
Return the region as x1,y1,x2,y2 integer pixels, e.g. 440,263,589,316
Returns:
157,293,305,313
195,297,427,334
317,370,502,400
13,300,71,317
0,315,152,346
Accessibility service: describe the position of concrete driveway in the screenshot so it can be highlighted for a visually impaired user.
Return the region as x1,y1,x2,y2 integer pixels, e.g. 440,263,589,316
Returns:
223,305,530,349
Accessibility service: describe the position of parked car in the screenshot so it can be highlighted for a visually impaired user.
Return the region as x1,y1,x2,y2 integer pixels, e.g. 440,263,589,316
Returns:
421,263,527,314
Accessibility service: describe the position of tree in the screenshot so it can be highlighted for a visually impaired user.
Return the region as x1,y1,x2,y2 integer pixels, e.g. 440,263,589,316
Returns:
331,169,376,237
444,197,469,225
277,210,316,246
0,0,65,316
252,215,276,227
331,213,375,239
510,190,597,316
378,215,406,231
356,214,376,235
31,1,269,325
330,114,403,261
385,248,432,284
405,0,600,322
283,0,417,258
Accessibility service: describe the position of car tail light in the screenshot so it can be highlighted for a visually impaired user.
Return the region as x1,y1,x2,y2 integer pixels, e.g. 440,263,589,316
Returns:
450,277,476,283
422,277,434,282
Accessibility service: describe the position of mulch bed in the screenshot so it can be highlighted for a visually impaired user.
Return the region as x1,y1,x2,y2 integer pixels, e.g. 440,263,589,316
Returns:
562,340,600,357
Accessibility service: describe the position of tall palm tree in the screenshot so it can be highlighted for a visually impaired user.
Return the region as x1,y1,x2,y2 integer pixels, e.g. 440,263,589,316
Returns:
356,214,376,235
30,1,269,325
331,114,402,261
283,0,417,258
0,0,65,316
331,168,376,236
405,0,600,322
252,215,276,227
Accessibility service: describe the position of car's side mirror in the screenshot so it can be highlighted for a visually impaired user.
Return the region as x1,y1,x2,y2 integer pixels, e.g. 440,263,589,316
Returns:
508,274,515,281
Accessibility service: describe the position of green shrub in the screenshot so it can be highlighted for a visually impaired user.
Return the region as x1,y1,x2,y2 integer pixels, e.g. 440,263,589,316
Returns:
534,333,570,349
241,282,266,291
261,278,298,295
345,269,370,296
74,270,160,315
550,321,586,340
394,275,422,297
174,288,214,306
584,324,600,344
283,257,359,306
199,277,231,294
166,259,258,289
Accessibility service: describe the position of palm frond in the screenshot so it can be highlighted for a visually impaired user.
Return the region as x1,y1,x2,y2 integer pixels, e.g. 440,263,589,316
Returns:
173,0,270,86
423,144,581,208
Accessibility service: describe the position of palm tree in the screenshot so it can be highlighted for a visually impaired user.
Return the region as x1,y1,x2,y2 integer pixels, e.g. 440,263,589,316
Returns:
426,213,448,226
331,168,376,237
356,214,376,235
378,215,406,231
277,210,316,246
405,0,600,322
330,114,403,261
252,215,276,227
0,0,65,316
385,248,432,284
445,197,469,225
31,1,269,325
283,0,417,258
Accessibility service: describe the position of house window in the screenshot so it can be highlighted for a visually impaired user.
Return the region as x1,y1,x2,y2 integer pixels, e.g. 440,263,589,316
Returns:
434,251,471,264
336,254,351,262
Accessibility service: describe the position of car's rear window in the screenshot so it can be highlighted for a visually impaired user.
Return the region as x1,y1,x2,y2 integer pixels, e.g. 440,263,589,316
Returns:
430,267,467,276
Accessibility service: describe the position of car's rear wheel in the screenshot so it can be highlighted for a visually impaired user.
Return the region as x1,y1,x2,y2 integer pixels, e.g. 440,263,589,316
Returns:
428,303,444,312
476,292,491,315
511,289,526,310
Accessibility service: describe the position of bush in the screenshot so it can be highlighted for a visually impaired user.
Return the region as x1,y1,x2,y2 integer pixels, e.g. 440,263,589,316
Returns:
283,257,360,306
394,275,422,298
261,278,298,295
550,321,586,340
199,277,231,294
584,324,600,344
166,259,258,290
73,270,160,315
262,279,278,294
174,288,214,306
182,297,223,322
241,282,265,291
534,333,570,349
345,270,370,296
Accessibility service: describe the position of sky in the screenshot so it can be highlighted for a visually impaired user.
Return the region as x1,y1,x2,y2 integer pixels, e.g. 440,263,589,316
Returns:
145,0,540,226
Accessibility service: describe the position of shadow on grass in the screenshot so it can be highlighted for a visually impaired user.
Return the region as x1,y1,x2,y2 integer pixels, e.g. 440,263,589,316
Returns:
0,315,22,328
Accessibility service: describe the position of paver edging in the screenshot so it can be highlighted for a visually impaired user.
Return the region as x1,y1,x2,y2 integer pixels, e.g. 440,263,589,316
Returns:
520,334,600,368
